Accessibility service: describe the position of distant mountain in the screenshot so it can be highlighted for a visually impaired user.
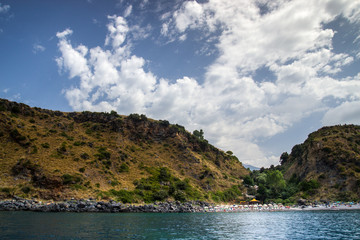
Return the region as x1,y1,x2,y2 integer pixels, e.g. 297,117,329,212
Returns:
243,164,260,171
281,125,360,201
0,99,248,202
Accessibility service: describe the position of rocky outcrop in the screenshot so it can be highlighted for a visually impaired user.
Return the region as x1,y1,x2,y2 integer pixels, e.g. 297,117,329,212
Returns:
0,198,210,213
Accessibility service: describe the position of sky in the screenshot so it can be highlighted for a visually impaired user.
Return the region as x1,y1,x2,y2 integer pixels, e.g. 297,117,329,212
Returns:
1,0,360,168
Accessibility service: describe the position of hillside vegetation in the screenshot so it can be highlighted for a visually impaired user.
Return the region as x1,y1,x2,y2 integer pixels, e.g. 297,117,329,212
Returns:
282,125,360,201
0,99,248,203
244,125,360,203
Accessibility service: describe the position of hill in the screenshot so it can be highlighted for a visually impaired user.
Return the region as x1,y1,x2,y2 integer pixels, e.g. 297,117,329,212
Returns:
0,99,248,203
243,125,360,203
280,125,360,201
243,164,260,171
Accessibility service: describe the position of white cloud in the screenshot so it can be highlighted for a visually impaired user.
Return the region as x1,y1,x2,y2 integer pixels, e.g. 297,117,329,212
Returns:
322,101,360,125
173,1,204,32
33,43,46,54
105,15,129,49
57,0,360,167
124,5,132,18
56,28,73,39
0,3,10,14
179,34,187,41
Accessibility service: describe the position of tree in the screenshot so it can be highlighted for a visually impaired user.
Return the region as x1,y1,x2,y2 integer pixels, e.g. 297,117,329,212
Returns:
243,175,254,186
256,184,268,202
158,167,171,182
266,170,285,189
226,150,233,155
280,152,289,165
257,172,267,185
193,129,204,140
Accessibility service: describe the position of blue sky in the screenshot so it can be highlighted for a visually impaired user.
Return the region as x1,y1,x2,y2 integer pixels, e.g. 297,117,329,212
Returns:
1,0,360,167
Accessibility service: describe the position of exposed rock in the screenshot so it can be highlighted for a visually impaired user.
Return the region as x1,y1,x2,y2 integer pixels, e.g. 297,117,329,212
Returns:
0,199,210,213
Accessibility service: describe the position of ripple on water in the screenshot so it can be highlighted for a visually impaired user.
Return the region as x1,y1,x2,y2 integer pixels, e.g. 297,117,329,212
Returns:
1,210,360,239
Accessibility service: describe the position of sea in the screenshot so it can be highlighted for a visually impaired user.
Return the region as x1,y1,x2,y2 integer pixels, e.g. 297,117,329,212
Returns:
1,210,360,239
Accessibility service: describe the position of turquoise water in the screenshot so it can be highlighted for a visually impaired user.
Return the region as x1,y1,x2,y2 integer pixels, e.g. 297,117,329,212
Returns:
1,210,360,239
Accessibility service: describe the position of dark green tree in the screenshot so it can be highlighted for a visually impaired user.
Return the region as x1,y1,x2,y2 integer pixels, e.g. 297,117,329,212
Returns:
280,152,289,165
193,129,204,140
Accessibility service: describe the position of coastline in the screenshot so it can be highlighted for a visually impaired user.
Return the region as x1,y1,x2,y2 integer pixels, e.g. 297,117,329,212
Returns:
0,198,209,213
1,198,359,213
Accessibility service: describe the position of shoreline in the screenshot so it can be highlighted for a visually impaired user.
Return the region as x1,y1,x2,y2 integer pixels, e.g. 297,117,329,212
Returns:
0,198,209,213
1,198,359,213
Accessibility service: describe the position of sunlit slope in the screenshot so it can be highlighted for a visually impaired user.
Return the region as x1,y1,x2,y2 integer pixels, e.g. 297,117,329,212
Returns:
0,99,248,202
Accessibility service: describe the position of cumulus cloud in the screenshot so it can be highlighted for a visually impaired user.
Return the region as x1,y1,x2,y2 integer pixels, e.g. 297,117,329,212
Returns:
57,0,360,167
105,15,129,49
0,3,10,14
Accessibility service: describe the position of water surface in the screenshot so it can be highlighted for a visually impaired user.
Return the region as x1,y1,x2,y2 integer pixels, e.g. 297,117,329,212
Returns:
1,210,360,239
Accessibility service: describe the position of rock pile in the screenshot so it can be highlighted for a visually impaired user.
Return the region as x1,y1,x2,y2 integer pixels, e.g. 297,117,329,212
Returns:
0,198,210,213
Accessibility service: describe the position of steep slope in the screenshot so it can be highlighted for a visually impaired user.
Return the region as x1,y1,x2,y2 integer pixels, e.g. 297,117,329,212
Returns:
0,99,248,202
281,125,360,201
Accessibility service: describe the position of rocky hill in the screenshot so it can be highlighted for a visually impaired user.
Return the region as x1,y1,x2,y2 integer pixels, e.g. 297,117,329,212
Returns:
281,125,360,201
0,99,248,202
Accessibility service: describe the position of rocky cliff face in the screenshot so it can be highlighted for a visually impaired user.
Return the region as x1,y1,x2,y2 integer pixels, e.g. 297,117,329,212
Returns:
282,125,360,201
0,99,248,202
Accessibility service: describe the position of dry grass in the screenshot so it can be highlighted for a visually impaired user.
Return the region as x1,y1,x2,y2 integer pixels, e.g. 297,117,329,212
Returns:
0,100,248,201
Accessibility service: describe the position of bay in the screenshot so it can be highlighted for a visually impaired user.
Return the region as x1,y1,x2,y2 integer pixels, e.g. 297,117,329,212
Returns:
1,210,360,239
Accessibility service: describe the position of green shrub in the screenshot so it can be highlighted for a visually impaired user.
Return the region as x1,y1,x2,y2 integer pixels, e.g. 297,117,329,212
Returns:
30,145,38,154
299,179,320,192
11,105,20,114
21,186,31,194
61,132,74,141
62,174,82,185
49,129,57,134
95,147,111,160
129,113,147,122
74,141,86,146
226,150,233,155
103,160,112,169
158,167,171,182
159,120,170,126
174,190,186,202
243,175,254,186
109,189,134,203
0,187,12,194
110,180,119,187
152,190,169,201
41,142,50,148
58,142,67,154
119,163,129,173
175,180,189,190
10,129,26,142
